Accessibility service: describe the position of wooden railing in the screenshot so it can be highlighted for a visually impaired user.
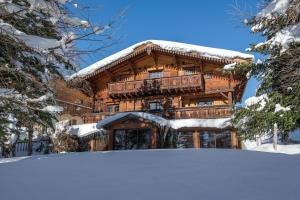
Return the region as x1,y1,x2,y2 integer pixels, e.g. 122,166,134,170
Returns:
56,99,93,116
108,74,203,97
174,105,232,119
82,112,115,123
82,105,232,123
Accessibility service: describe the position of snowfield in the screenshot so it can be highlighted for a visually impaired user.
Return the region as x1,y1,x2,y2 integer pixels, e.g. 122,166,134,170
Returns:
0,149,299,200
246,143,300,155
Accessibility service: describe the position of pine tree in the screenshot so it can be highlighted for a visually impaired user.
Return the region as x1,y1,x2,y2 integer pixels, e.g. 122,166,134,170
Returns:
0,0,113,156
232,0,300,141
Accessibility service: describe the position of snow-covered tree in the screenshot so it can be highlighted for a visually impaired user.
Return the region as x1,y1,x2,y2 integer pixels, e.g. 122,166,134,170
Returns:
0,0,113,156
232,0,300,141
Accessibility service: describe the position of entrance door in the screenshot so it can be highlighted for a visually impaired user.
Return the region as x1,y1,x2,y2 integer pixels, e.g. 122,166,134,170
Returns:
113,129,151,150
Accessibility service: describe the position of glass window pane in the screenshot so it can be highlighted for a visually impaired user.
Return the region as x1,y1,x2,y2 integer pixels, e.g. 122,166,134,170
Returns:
137,129,151,149
107,105,113,112
176,131,194,148
114,105,119,112
184,67,195,75
113,130,126,150
149,102,162,111
126,130,138,149
149,71,162,79
215,130,231,148
198,101,205,107
113,129,151,150
206,101,213,106
200,131,215,148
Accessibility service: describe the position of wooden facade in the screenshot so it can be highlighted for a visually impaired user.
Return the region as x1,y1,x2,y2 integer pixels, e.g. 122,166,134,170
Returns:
50,78,93,125
68,41,251,151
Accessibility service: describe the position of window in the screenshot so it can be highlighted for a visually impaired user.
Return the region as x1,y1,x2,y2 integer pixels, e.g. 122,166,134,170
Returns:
149,71,163,79
149,102,162,111
175,131,194,148
184,67,196,75
107,105,114,112
113,129,151,150
107,104,120,113
199,130,232,148
200,131,216,148
197,100,213,107
115,105,119,112
215,130,231,148
204,72,213,79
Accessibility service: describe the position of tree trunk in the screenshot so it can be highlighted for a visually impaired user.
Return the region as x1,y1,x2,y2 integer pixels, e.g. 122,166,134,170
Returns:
27,126,33,156
273,123,278,151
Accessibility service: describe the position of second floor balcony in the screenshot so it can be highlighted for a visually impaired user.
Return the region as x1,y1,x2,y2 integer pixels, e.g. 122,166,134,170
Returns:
108,74,204,98
56,99,93,116
82,105,232,124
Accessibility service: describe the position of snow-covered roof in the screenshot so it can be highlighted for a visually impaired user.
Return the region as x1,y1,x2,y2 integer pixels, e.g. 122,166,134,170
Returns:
169,118,231,129
70,40,254,79
68,123,99,137
96,112,232,130
96,112,169,128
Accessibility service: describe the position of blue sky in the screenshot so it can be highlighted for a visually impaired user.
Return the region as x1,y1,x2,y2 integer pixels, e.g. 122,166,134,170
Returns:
77,0,263,104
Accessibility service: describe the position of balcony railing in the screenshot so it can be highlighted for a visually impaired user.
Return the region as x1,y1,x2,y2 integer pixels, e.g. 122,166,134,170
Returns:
56,99,92,116
82,105,232,123
82,112,115,123
108,74,203,98
174,105,232,119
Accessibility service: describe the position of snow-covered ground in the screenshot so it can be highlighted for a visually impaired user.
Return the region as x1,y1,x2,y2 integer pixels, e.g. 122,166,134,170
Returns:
0,149,299,200
249,143,300,155
0,156,29,164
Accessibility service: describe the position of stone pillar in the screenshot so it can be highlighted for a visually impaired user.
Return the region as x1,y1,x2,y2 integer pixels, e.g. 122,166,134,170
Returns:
231,129,238,149
151,127,158,149
107,129,114,150
193,129,200,149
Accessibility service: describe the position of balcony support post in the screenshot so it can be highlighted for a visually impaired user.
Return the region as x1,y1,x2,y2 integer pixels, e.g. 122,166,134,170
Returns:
193,129,200,149
107,129,114,150
151,127,158,149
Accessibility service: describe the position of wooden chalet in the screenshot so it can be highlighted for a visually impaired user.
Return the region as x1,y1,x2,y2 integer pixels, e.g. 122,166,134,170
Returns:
69,40,253,151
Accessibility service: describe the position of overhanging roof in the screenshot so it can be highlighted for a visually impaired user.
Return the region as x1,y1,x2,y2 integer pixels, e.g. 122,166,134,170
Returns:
70,40,254,80
96,112,232,130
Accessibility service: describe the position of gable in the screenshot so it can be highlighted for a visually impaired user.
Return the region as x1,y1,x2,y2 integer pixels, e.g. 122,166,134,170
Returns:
70,40,254,80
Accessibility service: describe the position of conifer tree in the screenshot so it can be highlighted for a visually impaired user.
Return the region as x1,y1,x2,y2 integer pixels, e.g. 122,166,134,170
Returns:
232,0,300,141
0,0,112,156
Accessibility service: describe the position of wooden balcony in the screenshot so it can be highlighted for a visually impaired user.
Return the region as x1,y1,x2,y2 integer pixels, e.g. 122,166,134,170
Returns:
56,99,92,116
82,112,115,124
108,74,203,98
82,105,232,123
174,105,232,119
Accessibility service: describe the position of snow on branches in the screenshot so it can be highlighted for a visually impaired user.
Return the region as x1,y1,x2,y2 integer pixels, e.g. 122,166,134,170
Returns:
233,0,300,141
0,0,113,154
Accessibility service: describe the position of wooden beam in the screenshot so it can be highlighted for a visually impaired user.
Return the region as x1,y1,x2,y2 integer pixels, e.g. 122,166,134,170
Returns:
193,130,200,149
150,51,159,66
151,127,158,149
173,55,180,67
127,60,137,79
220,92,229,99
105,69,116,81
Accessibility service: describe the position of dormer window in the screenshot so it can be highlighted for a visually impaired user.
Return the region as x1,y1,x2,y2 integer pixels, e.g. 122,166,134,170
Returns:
149,71,163,79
